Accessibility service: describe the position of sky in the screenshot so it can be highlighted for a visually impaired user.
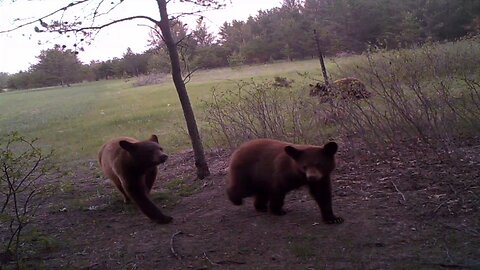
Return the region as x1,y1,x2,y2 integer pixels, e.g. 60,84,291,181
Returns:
0,0,282,74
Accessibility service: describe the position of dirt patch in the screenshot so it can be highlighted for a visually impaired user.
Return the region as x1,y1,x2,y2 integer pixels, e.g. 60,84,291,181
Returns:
3,142,479,269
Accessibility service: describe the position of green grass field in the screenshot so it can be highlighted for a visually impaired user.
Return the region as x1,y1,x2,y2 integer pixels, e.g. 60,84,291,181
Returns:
3,37,478,164
0,59,331,162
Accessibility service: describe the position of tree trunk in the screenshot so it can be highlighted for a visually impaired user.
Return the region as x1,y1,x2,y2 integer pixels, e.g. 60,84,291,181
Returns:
314,29,330,88
156,0,210,179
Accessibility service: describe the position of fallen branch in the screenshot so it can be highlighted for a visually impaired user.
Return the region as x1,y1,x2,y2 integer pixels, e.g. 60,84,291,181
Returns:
391,181,406,203
433,201,447,214
170,231,183,260
203,252,219,266
448,183,457,195
216,260,246,265
202,252,246,266
440,222,480,237
420,262,476,269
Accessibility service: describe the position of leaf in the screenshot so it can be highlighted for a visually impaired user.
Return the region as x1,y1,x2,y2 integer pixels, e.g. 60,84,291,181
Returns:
39,19,48,28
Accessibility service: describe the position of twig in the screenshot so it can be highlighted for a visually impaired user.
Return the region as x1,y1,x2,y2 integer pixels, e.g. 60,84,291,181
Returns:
448,183,457,195
390,181,406,202
170,231,183,260
202,252,246,266
183,67,199,84
0,0,89,33
440,222,480,237
216,260,246,265
203,252,219,266
443,238,454,264
420,262,474,269
62,15,159,33
433,201,446,214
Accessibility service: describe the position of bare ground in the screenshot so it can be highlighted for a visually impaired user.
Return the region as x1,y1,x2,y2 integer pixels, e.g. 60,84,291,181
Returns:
3,141,480,270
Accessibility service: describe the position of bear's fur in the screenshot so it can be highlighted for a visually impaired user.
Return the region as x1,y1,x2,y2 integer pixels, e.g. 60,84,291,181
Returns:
226,139,343,224
98,135,172,224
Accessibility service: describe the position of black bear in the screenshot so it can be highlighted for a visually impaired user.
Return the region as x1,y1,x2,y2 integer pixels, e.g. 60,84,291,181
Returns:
227,139,343,224
98,135,172,224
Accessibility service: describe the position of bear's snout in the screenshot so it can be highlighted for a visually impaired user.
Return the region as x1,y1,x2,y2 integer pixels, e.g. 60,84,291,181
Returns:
159,154,168,163
307,176,321,182
305,168,322,182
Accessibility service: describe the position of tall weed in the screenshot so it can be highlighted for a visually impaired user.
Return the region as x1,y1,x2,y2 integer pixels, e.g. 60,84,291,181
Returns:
203,80,330,149
329,37,480,151
204,37,480,153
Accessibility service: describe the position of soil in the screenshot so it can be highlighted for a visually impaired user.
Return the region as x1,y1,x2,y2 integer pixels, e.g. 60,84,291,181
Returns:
2,141,480,270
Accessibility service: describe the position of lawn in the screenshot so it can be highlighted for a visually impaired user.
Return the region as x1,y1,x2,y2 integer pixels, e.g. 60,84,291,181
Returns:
0,59,335,162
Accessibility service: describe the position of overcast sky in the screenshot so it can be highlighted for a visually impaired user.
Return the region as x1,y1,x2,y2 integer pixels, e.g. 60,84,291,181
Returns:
0,0,282,74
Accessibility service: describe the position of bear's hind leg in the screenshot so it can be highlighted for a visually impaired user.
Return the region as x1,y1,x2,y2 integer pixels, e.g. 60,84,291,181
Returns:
254,193,268,212
227,173,252,205
269,192,286,216
227,186,245,205
110,175,130,204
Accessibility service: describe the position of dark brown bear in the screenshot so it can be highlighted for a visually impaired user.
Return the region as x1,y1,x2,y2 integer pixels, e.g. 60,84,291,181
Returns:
226,139,343,224
98,135,172,224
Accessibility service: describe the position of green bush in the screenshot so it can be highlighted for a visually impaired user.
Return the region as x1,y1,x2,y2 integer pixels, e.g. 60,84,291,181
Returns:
203,80,330,149
0,132,60,267
329,37,480,150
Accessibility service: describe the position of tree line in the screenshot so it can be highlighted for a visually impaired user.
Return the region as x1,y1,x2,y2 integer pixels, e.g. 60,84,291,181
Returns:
3,0,479,90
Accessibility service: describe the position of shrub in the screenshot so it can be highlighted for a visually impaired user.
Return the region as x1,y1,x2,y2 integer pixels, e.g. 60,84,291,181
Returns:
203,80,330,149
227,51,246,69
309,77,371,102
0,132,60,267
132,73,168,87
327,37,480,151
272,76,294,88
204,38,480,155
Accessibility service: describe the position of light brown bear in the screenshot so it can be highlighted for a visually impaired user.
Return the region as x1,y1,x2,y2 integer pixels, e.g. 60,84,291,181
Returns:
227,139,343,224
98,135,172,224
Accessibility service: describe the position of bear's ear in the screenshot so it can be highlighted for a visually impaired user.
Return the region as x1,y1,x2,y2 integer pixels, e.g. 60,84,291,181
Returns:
323,142,338,156
119,140,136,152
149,134,159,143
285,145,303,160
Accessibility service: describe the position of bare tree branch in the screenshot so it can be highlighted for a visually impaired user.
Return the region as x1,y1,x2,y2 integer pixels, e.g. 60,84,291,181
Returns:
53,15,160,34
91,0,107,25
1,163,12,213
169,10,205,22
0,0,90,34
94,0,127,18
138,23,165,43
183,67,199,84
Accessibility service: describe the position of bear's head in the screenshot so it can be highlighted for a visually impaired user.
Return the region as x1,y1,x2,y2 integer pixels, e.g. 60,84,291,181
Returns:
119,135,168,169
285,142,338,182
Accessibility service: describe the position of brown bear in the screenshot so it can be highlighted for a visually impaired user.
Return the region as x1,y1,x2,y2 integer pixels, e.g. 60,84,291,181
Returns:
98,134,172,224
226,139,343,224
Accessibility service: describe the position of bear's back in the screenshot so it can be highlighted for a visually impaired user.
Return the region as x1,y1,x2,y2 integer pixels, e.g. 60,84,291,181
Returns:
230,139,299,186
99,137,137,176
231,138,325,167
230,139,286,166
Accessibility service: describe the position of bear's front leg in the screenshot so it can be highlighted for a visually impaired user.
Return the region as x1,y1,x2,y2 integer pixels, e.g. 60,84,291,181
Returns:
269,192,286,215
144,168,157,194
308,178,344,224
